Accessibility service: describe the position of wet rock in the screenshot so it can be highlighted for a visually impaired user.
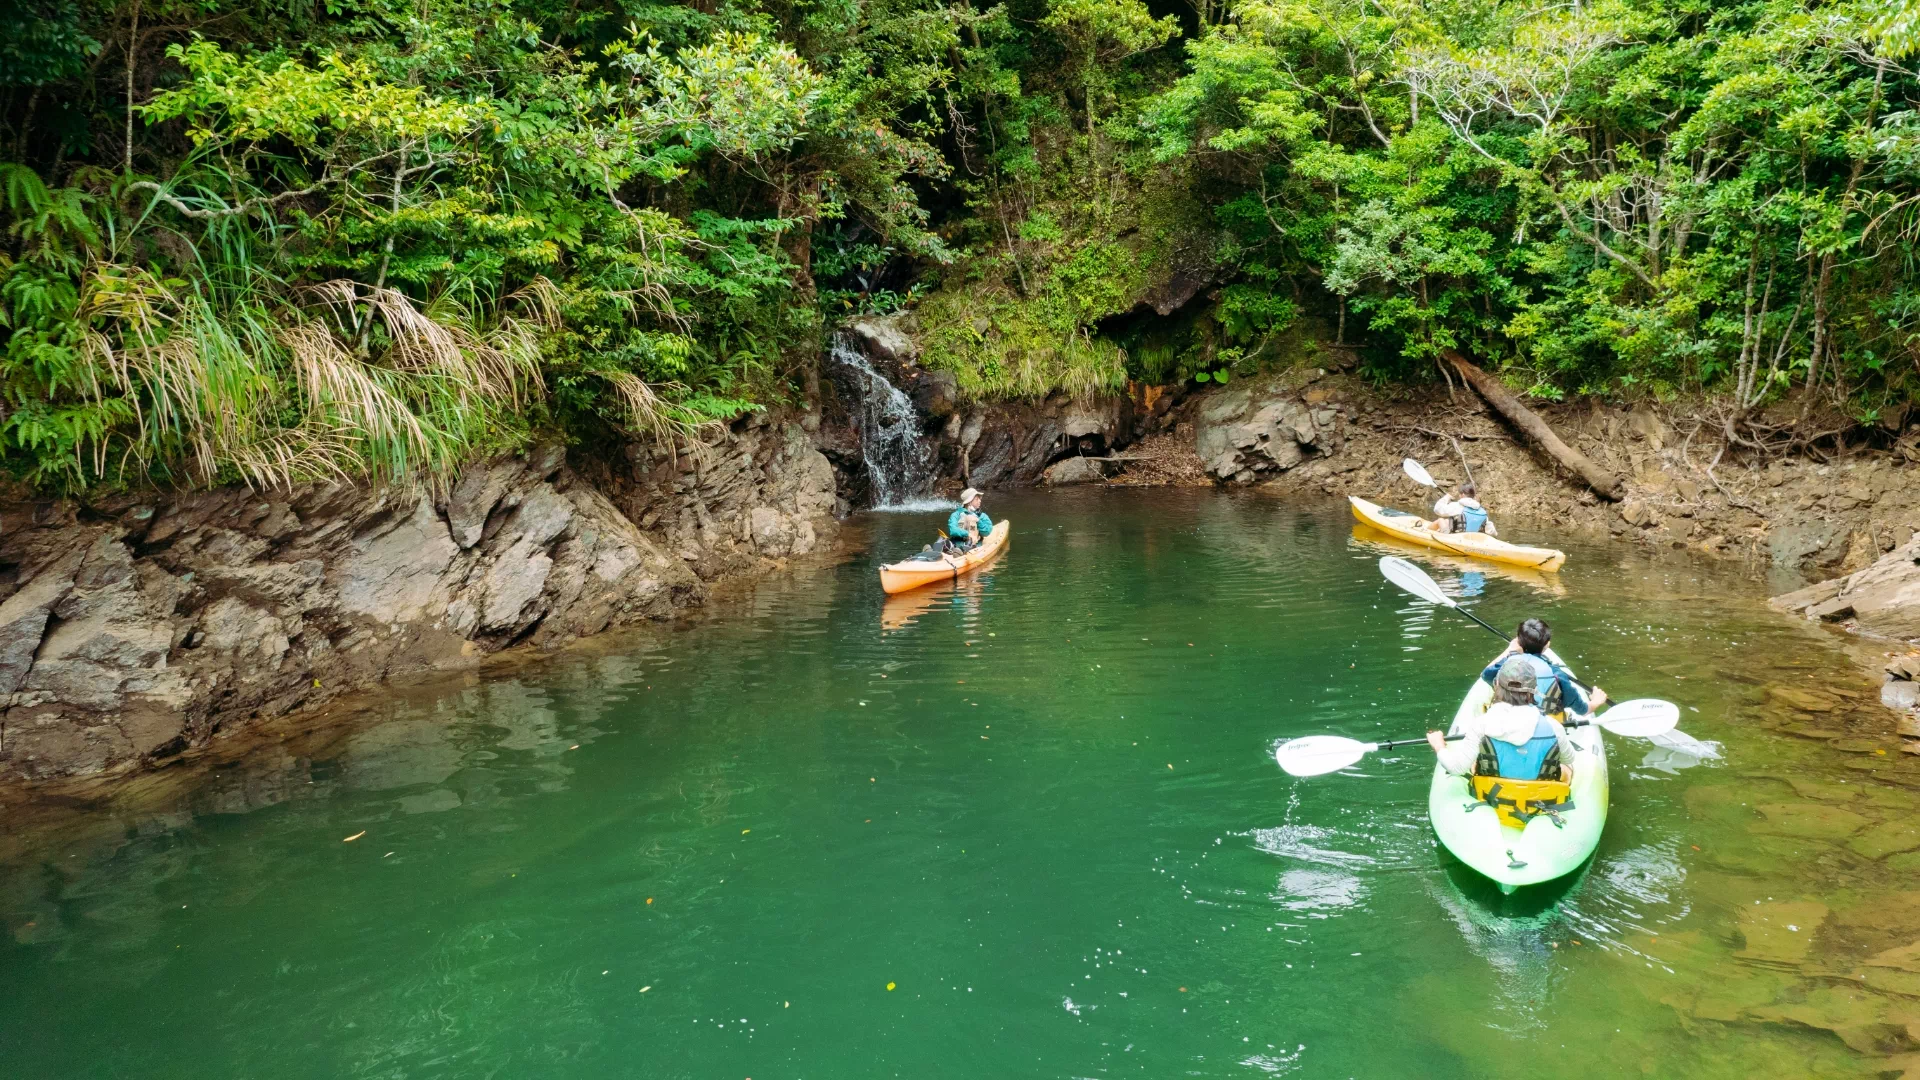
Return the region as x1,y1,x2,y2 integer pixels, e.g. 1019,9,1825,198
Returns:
1850,820,1920,860
1042,456,1110,485
845,313,917,367
1775,533,1920,639
1745,984,1919,1055
1751,802,1872,839
1766,685,1846,713
906,368,960,419
1733,900,1830,966
1887,680,1920,714
1619,498,1662,528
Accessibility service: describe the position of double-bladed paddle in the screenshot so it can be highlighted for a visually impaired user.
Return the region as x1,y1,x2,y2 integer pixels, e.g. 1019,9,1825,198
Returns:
1375,554,1721,761
1275,698,1681,777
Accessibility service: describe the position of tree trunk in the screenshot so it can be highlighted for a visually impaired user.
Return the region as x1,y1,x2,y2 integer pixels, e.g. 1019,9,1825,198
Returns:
1441,350,1622,501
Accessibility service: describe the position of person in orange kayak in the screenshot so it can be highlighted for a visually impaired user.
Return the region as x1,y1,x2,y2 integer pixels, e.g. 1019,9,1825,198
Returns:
1427,481,1498,536
1427,655,1573,782
911,488,994,560
945,488,993,552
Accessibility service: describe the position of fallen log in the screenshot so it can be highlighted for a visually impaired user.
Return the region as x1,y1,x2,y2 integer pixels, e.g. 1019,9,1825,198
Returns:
1441,350,1623,501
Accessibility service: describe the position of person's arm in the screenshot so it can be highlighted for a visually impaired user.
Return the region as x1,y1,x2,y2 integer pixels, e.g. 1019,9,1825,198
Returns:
1553,666,1590,715
976,512,993,535
1480,638,1521,684
1427,717,1481,775
1433,494,1463,517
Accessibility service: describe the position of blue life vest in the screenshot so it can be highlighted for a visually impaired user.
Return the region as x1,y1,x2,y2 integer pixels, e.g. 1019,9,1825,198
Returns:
1461,505,1488,533
1488,714,1561,780
1516,653,1571,714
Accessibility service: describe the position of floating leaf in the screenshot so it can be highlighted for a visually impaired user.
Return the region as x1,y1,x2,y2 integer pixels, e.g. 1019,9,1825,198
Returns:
886,981,896,991
343,830,366,842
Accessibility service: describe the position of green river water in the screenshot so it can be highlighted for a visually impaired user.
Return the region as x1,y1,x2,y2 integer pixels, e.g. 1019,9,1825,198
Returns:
5,489,1920,1079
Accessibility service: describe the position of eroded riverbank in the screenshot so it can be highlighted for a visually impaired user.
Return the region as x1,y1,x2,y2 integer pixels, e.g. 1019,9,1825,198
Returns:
3,490,1918,1077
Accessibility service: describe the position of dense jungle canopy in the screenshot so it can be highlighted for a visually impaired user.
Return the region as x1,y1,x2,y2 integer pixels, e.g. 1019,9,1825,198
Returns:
3,0,1920,490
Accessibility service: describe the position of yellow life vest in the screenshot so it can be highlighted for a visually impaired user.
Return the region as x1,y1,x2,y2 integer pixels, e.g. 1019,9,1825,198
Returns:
1469,775,1573,830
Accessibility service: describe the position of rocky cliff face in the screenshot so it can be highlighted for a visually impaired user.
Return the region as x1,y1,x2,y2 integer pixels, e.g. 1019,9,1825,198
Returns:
0,419,838,783
1774,536,1920,721
834,314,1149,495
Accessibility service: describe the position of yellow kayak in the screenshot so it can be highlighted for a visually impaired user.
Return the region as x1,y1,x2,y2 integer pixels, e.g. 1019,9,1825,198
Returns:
878,521,1011,595
1347,524,1567,597
1348,496,1565,572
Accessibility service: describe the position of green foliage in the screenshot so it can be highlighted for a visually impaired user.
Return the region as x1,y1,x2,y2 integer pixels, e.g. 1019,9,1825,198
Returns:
0,0,949,490
11,0,1920,497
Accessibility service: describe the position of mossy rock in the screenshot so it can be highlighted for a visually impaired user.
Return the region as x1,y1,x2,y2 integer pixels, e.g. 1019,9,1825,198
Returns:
1752,802,1873,839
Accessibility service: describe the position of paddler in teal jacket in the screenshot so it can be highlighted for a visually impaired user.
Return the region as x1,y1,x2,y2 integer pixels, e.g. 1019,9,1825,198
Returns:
946,488,993,551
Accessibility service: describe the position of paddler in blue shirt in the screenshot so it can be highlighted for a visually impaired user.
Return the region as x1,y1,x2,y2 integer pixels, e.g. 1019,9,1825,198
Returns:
1479,617,1607,716
945,488,993,552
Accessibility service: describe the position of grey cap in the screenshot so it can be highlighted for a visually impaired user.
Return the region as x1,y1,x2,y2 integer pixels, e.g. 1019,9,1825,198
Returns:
1494,655,1537,700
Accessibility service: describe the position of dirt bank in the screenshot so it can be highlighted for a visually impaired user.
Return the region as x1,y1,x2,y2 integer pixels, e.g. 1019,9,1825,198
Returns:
1145,366,1920,585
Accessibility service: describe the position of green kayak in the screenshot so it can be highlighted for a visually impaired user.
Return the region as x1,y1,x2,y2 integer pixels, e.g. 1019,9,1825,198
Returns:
1427,651,1609,894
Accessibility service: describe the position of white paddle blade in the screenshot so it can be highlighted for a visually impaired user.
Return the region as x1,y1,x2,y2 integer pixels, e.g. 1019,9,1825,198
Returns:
1402,458,1437,487
1275,735,1375,777
1379,556,1457,609
1646,728,1723,760
1593,698,1680,738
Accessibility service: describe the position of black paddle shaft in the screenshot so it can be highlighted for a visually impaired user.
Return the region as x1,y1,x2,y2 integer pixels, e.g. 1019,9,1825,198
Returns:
1375,715,1598,753
1445,604,1599,699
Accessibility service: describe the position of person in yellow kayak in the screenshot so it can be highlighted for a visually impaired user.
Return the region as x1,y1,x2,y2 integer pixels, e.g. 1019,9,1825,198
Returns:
1427,656,1574,782
945,488,993,552
1479,617,1606,716
1427,481,1498,536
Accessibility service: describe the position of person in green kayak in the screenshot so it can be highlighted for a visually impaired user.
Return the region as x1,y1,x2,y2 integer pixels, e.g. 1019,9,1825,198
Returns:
1427,655,1574,782
945,488,993,552
1426,481,1498,536
1479,617,1606,716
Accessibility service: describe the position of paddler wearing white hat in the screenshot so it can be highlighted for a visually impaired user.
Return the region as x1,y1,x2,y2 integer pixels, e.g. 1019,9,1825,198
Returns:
945,488,992,552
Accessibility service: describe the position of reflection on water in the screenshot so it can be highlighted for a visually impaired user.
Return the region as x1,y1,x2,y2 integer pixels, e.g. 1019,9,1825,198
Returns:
1,489,1915,1078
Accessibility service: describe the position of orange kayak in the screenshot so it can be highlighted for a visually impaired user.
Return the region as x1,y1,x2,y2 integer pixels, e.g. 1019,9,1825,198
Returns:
878,521,1011,595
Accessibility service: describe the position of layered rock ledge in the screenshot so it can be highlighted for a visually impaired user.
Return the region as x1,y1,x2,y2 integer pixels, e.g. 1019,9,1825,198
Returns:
0,418,837,783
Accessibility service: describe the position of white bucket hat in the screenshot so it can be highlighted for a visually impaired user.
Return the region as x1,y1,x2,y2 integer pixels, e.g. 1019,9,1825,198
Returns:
960,487,982,503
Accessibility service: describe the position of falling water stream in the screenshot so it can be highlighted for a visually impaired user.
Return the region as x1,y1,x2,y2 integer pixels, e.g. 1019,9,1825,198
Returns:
828,332,937,507
3,490,1917,1078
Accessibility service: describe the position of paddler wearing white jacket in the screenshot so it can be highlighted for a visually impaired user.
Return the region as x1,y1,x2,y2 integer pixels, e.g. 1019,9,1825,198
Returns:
1426,655,1573,781
1428,481,1498,536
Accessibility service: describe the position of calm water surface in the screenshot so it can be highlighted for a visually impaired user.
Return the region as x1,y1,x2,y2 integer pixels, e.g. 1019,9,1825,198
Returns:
4,489,1916,1078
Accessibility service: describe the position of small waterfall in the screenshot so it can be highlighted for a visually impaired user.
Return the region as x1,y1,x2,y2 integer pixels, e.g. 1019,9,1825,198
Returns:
828,333,938,508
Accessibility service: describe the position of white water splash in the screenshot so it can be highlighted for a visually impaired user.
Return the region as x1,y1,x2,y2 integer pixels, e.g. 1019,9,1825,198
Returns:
864,498,956,513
